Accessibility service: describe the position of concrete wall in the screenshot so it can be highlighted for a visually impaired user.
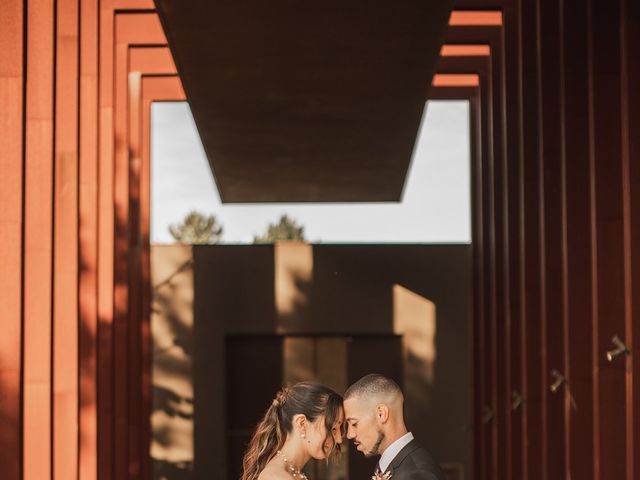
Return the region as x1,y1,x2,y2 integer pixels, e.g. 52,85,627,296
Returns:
151,243,472,479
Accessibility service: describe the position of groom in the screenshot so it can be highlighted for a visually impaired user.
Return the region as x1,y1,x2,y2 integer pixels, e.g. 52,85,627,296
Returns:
343,374,445,480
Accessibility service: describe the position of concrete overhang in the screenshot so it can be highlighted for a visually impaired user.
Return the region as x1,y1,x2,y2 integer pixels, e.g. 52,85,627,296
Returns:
154,0,454,202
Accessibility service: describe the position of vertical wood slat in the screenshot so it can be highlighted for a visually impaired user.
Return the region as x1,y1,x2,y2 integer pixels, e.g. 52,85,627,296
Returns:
79,0,100,478
98,2,116,477
621,2,639,479
113,15,131,479
491,24,511,480
0,1,25,479
140,81,155,480
480,65,497,480
470,89,485,480
23,0,55,479
622,1,640,477
502,3,525,480
477,77,493,480
589,0,628,478
538,0,567,478
562,1,595,479
127,71,143,479
520,0,545,477
53,0,80,478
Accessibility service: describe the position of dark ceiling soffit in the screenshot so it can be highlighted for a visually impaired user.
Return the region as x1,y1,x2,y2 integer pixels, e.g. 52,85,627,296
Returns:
153,1,454,203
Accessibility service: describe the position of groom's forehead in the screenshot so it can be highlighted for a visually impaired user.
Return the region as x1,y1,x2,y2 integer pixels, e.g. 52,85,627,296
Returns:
344,396,371,417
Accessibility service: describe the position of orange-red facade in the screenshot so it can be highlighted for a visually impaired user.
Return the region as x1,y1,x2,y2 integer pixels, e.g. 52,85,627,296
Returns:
1,0,639,479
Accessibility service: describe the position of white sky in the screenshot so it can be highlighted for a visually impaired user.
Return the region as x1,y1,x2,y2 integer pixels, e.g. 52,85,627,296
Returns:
151,100,470,244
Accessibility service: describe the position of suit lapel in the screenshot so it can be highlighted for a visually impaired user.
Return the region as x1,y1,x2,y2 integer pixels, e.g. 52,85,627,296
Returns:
387,439,420,475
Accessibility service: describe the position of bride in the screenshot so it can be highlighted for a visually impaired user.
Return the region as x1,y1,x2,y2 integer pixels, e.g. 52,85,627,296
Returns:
240,382,345,480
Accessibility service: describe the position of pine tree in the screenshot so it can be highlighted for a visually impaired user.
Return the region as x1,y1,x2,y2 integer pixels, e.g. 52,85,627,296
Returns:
253,214,305,243
169,210,223,244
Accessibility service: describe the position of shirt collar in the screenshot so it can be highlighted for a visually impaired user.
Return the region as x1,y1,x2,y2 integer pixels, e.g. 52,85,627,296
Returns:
378,432,414,473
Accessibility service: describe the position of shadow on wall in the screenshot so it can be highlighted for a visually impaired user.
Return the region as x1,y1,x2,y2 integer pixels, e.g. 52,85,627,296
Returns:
151,248,195,480
0,357,20,479
77,249,100,475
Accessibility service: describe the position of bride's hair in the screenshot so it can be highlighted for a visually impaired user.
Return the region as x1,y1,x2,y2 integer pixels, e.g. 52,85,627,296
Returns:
240,381,343,480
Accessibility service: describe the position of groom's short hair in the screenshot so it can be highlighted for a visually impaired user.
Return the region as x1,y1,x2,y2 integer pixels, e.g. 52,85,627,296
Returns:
344,373,402,400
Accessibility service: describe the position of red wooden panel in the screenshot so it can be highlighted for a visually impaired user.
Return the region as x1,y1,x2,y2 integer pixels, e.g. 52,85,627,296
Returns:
488,29,511,480
561,1,595,479
113,34,131,480
129,46,176,73
468,91,485,480
23,0,55,478
538,0,568,478
482,70,498,480
502,3,526,479
127,71,143,479
624,0,640,476
590,0,628,478
622,0,640,478
449,11,503,26
440,44,490,56
79,0,100,478
432,74,480,86
0,1,24,478
53,0,80,478
520,0,545,477
98,3,116,476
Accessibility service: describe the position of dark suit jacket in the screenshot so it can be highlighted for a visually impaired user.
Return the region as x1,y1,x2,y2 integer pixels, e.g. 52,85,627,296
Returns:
385,439,446,480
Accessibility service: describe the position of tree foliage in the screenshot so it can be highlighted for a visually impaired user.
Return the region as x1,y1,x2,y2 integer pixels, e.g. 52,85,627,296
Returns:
253,214,306,243
169,210,223,244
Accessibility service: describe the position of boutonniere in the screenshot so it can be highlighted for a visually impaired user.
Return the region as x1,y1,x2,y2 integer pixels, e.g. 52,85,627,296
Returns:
372,471,392,480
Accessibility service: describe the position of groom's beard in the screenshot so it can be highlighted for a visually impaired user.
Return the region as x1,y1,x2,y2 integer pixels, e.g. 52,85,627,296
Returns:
365,430,385,457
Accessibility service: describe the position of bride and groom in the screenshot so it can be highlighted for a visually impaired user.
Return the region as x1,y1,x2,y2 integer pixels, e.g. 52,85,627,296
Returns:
240,374,445,480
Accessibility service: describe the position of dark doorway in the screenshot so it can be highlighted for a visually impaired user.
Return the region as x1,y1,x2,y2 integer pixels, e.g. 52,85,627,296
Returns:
225,334,403,480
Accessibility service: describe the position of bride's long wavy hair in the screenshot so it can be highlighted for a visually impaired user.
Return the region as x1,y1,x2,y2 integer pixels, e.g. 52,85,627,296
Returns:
240,381,343,480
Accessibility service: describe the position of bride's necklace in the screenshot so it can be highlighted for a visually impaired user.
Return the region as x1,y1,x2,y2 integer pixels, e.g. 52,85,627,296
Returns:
276,450,309,480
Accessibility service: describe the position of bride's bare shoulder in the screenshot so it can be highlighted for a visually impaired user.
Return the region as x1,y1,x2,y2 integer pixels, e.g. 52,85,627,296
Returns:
257,462,289,480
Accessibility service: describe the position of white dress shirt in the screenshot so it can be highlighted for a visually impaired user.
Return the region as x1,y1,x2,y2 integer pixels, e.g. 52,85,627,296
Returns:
378,431,414,473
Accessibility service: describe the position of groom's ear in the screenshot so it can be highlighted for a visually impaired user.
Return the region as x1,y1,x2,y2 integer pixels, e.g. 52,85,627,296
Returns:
375,404,389,424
